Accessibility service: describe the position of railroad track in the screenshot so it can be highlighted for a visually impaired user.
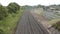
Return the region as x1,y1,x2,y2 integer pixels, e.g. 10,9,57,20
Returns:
15,11,49,34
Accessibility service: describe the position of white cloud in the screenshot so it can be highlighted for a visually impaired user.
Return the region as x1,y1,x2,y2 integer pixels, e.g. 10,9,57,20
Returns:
0,0,60,6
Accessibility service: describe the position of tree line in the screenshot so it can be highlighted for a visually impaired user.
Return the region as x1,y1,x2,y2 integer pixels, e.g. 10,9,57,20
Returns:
0,2,20,20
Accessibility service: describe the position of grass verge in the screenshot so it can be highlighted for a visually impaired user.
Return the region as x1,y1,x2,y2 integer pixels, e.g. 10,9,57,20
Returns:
49,18,60,31
0,9,24,34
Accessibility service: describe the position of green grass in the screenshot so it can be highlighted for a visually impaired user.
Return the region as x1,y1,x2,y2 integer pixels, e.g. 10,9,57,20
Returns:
49,18,60,24
0,9,24,34
49,18,60,31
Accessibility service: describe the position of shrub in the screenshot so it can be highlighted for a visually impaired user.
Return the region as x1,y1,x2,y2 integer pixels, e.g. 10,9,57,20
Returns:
52,21,60,31
50,18,60,31
0,29,5,34
0,4,8,20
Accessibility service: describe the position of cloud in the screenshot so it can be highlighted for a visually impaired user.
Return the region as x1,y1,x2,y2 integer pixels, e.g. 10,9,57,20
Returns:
0,0,60,6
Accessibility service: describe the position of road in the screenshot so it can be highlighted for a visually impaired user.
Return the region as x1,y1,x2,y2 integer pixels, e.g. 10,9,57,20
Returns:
15,11,49,34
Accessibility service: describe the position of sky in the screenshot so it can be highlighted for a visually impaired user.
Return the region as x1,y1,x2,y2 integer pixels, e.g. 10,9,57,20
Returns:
0,0,60,6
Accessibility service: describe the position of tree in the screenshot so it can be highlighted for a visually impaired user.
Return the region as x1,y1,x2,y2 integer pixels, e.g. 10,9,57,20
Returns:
0,4,8,20
7,2,20,13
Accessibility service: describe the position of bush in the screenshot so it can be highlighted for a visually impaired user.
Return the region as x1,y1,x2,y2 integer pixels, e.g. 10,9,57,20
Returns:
49,18,60,31
52,21,60,31
0,2,20,20
0,29,5,34
0,4,8,20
